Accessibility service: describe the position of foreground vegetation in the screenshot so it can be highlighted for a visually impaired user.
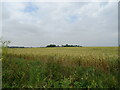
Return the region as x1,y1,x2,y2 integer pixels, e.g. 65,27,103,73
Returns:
2,47,119,88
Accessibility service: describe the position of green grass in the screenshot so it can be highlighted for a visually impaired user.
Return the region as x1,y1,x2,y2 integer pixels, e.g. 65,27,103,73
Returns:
2,47,119,88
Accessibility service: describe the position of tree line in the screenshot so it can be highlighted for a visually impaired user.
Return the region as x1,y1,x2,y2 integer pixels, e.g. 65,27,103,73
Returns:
7,44,82,48
46,44,82,47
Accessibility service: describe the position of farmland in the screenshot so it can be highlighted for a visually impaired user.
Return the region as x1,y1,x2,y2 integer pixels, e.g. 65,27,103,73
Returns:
2,47,119,88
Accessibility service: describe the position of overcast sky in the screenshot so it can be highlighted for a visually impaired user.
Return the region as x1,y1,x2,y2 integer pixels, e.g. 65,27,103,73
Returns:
2,2,118,47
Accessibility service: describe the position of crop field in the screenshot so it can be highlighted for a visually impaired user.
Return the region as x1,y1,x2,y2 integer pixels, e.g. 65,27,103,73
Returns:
2,47,119,88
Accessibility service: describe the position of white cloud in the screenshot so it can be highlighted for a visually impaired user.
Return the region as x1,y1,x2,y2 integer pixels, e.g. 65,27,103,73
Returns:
1,0,119,2
2,2,118,47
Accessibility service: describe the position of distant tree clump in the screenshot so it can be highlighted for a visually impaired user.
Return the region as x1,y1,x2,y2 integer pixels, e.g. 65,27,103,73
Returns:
46,44,56,47
62,44,82,47
46,44,82,47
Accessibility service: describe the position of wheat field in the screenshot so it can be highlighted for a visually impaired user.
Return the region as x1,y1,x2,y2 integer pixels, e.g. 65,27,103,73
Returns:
2,47,119,88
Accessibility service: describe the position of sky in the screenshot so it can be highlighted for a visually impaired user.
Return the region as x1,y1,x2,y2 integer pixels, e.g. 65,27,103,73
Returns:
1,1,118,47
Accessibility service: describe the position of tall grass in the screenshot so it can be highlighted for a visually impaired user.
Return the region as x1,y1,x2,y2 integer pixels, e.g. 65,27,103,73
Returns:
2,47,119,88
